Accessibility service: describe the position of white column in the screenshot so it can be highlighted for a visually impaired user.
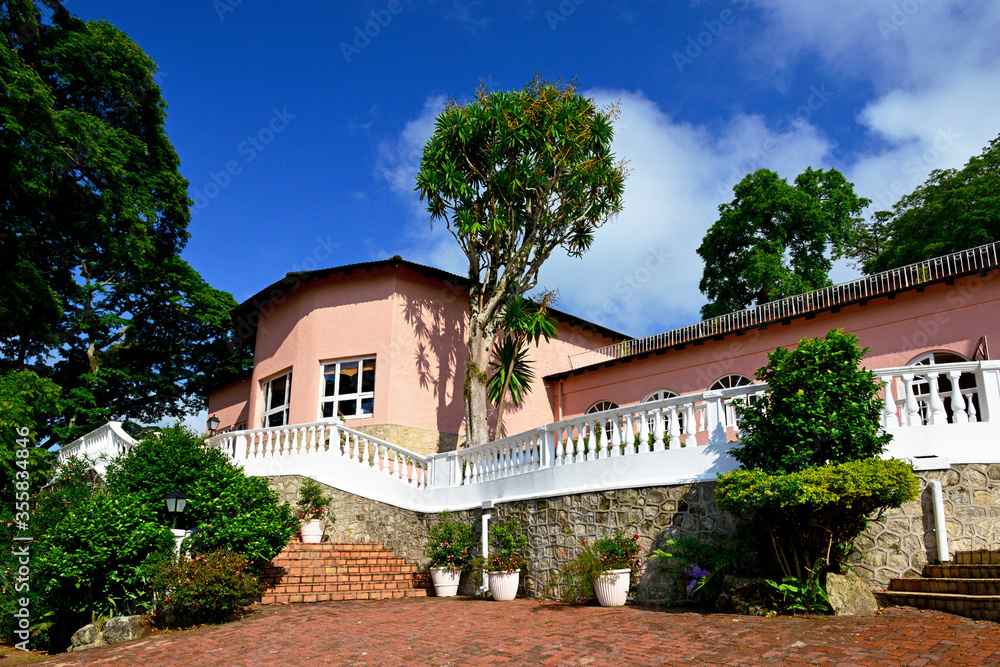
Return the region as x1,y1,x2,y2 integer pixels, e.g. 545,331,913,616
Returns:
926,372,947,425
947,371,968,424
881,376,899,430
704,390,727,445
974,361,1000,423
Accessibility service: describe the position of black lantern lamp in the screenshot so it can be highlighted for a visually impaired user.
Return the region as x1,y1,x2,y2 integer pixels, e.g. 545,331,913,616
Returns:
207,414,221,435
164,489,188,529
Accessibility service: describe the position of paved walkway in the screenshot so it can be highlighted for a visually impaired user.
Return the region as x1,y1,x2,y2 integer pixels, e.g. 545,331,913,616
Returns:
37,598,1000,666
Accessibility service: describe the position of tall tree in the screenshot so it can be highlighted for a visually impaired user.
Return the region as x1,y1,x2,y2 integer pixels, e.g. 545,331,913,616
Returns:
697,168,869,319
849,133,1000,273
0,1,250,441
487,292,557,441
416,76,627,447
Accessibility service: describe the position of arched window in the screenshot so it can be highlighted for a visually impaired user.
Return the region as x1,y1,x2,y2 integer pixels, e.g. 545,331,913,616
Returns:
906,351,979,423
586,401,619,441
642,390,683,434
710,375,755,427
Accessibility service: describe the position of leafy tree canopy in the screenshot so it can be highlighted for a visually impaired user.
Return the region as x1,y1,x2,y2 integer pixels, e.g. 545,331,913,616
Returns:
731,329,892,474
849,133,1000,273
0,1,250,442
697,168,869,319
416,75,627,447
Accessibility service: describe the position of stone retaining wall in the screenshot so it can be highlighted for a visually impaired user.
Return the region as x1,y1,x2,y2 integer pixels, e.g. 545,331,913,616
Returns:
268,463,1000,601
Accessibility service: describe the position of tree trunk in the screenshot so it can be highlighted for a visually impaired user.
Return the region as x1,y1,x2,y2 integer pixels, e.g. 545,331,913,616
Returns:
464,321,493,449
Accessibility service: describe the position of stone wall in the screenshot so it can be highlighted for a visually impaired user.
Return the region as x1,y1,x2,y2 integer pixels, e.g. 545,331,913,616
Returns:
353,424,461,456
268,463,1000,601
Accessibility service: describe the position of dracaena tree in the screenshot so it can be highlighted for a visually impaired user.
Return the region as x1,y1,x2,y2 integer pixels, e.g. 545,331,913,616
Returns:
416,76,627,448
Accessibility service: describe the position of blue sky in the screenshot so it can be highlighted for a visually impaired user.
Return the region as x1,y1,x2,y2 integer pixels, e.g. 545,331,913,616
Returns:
72,0,1000,340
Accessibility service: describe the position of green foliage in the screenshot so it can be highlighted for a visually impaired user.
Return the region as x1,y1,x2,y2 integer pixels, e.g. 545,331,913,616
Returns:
731,330,892,473
33,492,175,648
652,534,745,606
295,478,334,522
766,572,831,615
851,133,1000,272
698,168,869,318
105,425,298,569
716,458,919,579
0,1,251,441
424,511,475,571
548,531,641,602
488,519,528,572
146,549,263,628
415,74,627,447
31,455,101,540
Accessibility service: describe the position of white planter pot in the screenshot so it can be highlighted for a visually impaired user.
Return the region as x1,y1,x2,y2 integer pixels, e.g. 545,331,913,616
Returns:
488,570,520,601
300,519,324,543
430,567,461,597
594,569,631,607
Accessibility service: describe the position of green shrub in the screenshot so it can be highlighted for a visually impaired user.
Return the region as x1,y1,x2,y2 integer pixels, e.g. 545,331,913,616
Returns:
732,330,892,473
716,458,919,579
424,511,474,571
105,425,298,569
547,530,641,602
33,492,175,649
488,519,528,572
296,478,334,522
766,572,831,615
146,549,263,628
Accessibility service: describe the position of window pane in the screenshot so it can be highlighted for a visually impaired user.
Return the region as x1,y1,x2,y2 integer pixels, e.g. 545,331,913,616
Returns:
322,402,334,419
362,359,376,393
267,411,286,427
339,399,357,417
361,397,374,415
324,369,337,397
269,375,288,410
339,362,359,395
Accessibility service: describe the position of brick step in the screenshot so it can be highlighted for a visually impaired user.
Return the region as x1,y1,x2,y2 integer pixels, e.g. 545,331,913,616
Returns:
261,541,429,605
890,578,1000,596
923,563,1000,579
880,591,1000,622
260,589,428,605
954,550,1000,565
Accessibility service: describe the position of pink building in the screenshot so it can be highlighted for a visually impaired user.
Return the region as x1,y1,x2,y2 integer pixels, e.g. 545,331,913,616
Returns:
209,244,1000,454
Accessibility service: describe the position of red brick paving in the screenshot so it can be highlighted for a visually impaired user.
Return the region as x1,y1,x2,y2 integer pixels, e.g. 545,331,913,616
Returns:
35,599,1000,666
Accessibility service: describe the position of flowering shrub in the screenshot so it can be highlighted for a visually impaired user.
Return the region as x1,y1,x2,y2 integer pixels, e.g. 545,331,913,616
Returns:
652,534,744,606
424,512,474,571
546,530,641,603
295,478,334,522
487,519,528,572
146,549,263,628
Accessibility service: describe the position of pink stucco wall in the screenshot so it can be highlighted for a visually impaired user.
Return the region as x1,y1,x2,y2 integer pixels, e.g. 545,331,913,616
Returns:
551,271,1000,419
209,265,619,443
207,375,251,431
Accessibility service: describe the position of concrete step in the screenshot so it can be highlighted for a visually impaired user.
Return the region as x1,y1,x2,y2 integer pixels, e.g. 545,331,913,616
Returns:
880,590,1000,622
889,577,1000,596
923,563,1000,579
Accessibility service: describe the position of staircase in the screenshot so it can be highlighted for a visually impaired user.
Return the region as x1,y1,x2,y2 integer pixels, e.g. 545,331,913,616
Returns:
261,541,431,604
882,550,1000,622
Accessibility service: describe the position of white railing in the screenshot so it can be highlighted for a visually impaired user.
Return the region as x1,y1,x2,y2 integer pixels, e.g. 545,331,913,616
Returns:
569,242,1000,370
59,361,1000,512
57,422,138,475
207,420,431,490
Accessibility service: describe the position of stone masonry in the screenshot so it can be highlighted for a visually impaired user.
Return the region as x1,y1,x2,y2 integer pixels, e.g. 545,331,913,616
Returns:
269,463,1000,602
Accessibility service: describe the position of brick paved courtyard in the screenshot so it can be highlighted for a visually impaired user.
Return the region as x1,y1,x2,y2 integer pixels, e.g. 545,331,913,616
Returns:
36,598,1000,666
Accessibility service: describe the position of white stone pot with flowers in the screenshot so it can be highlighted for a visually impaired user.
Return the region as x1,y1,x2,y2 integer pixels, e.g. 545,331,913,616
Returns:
487,520,528,602
296,478,334,544
424,511,474,597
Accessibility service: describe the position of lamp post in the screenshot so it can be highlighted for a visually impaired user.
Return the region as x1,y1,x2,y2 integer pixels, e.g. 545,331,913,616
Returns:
164,489,188,529
207,415,220,436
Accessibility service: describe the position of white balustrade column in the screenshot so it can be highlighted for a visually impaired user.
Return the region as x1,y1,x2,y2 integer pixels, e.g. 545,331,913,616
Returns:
926,373,947,425
652,409,664,452
881,376,900,429
974,361,1000,423
902,374,921,426
947,371,968,424
684,404,697,448
703,390,727,445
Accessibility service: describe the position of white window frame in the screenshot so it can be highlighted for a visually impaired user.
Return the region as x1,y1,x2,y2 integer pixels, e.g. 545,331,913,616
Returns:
320,356,376,421
261,371,292,428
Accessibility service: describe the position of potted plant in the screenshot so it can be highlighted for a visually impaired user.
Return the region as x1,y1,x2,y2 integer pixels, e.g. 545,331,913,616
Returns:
487,519,528,601
296,478,334,543
424,511,474,596
547,530,641,607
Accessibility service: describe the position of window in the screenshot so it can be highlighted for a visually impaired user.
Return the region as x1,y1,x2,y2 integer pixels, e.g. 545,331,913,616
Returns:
261,372,291,428
586,401,619,414
321,357,376,420
710,375,753,390
643,389,683,433
908,351,979,423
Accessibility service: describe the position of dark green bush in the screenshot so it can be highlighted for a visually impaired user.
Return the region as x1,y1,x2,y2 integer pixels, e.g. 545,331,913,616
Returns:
731,330,892,473
105,425,298,569
146,549,263,628
716,458,919,579
33,492,175,648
